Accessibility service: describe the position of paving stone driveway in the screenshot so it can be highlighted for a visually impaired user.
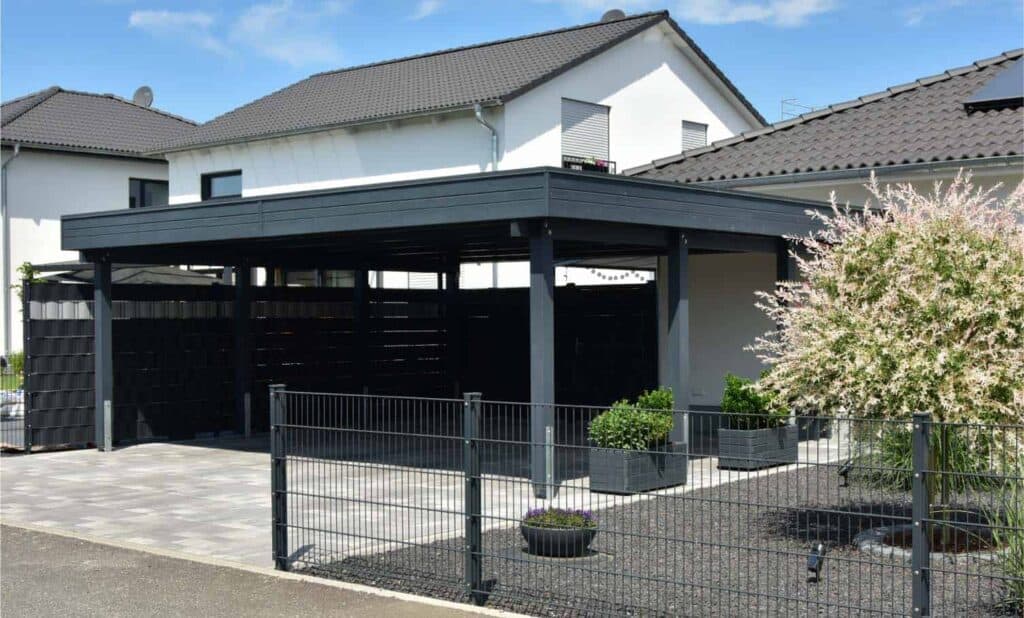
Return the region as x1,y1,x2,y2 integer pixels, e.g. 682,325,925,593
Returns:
1,439,273,566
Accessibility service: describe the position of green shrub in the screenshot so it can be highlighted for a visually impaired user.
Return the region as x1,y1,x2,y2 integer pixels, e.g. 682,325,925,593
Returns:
636,388,673,413
8,351,24,377
853,424,998,494
720,374,789,430
991,480,1024,612
588,400,673,450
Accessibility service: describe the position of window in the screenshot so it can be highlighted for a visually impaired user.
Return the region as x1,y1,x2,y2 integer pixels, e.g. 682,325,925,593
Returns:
681,120,708,151
201,170,242,200
128,178,168,208
561,98,609,160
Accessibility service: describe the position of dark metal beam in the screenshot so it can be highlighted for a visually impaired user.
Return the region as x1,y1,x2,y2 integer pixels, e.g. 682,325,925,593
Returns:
529,221,555,499
93,257,113,451
511,219,667,247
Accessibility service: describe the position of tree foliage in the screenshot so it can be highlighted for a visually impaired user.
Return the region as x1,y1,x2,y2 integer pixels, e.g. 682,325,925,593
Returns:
751,172,1024,430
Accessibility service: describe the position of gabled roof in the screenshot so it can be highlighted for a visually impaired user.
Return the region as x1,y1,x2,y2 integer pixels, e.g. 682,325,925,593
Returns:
154,11,765,154
1,87,195,158
628,49,1024,184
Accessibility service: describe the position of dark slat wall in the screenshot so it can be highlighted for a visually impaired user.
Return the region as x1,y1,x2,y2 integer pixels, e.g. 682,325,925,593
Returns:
23,281,656,449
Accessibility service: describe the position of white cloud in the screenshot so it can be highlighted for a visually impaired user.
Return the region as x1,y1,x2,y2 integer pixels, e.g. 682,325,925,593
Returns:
130,2,349,68
676,0,838,26
411,0,443,20
230,1,346,67
128,10,230,56
539,0,837,26
902,0,968,26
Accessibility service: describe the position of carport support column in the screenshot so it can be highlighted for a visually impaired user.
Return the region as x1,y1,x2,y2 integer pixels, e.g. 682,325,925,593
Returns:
93,257,113,451
353,268,369,393
446,257,462,397
529,221,555,499
664,233,690,448
234,266,252,437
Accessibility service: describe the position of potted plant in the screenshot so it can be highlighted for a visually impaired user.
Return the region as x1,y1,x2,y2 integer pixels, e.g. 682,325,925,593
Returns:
588,389,687,494
520,507,598,557
717,374,797,470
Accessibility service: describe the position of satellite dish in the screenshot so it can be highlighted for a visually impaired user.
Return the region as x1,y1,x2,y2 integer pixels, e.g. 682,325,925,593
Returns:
132,86,154,108
601,9,626,21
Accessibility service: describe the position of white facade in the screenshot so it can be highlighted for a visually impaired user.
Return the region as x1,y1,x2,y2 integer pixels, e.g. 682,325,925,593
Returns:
165,21,758,204
0,147,168,353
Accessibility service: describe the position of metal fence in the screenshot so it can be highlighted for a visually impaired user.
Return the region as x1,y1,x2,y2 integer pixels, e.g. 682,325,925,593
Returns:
270,388,1024,617
0,357,25,451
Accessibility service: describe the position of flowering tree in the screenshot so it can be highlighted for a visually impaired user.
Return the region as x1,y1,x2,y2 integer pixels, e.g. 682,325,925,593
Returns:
751,172,1024,428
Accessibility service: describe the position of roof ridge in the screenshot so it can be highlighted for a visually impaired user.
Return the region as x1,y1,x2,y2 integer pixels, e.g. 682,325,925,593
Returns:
627,48,1024,175
310,11,667,79
54,88,197,126
1,85,61,126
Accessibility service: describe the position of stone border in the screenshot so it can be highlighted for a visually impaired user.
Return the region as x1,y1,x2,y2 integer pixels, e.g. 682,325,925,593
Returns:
853,524,1002,565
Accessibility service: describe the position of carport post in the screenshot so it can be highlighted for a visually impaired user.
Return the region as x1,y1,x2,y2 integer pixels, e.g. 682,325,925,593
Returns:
529,221,555,499
233,266,252,437
446,256,462,396
353,268,369,392
664,233,690,451
93,257,113,451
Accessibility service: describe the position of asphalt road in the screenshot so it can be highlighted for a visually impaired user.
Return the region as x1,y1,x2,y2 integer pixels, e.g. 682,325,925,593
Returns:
0,524,491,617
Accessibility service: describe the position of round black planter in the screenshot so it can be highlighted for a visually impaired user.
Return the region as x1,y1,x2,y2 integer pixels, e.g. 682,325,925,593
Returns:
520,524,597,557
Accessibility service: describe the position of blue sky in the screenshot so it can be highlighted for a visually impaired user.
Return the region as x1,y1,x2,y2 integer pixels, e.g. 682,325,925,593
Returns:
3,1,1022,124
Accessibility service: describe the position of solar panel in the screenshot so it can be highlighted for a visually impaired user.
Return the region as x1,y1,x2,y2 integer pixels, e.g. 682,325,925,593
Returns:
964,57,1023,111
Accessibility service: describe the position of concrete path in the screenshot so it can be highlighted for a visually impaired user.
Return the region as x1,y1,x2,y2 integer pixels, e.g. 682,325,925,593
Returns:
0,523,502,618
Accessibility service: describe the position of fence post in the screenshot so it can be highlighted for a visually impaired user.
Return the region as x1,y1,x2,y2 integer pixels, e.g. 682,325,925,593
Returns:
21,279,32,452
270,384,289,571
463,392,484,604
911,412,931,617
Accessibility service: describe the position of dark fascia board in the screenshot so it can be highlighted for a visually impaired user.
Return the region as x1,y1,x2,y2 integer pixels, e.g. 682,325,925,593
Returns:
62,167,828,252
1,140,167,162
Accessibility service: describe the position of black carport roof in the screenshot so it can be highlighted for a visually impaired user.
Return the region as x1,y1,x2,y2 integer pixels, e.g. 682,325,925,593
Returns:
62,167,828,269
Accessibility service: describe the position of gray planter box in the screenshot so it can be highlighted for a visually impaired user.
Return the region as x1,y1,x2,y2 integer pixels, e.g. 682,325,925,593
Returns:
589,442,687,494
718,425,798,470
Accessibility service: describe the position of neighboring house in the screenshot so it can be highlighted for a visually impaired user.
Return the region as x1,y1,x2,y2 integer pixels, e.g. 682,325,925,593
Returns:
627,50,1024,204
1,86,196,354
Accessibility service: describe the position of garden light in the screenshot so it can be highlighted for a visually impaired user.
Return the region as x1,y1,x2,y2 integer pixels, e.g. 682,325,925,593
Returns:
807,543,826,582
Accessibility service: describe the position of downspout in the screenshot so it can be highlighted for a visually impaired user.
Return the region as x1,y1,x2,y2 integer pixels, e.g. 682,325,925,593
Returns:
473,104,499,171
1,143,21,356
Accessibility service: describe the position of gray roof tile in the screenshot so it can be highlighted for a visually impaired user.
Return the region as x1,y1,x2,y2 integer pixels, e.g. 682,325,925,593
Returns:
629,50,1024,182
156,11,764,153
1,87,195,157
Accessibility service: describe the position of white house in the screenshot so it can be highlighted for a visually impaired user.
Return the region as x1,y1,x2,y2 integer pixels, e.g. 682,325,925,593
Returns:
148,10,766,305
0,86,196,355
156,11,762,203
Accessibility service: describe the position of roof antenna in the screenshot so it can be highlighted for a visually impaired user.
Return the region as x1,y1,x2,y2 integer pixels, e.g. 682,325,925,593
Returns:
132,86,154,108
601,9,626,21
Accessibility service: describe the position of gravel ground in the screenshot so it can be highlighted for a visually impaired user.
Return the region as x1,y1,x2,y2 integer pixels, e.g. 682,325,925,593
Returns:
303,466,1015,617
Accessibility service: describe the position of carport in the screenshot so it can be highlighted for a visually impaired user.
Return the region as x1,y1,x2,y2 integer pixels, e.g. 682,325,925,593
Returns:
61,167,826,495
